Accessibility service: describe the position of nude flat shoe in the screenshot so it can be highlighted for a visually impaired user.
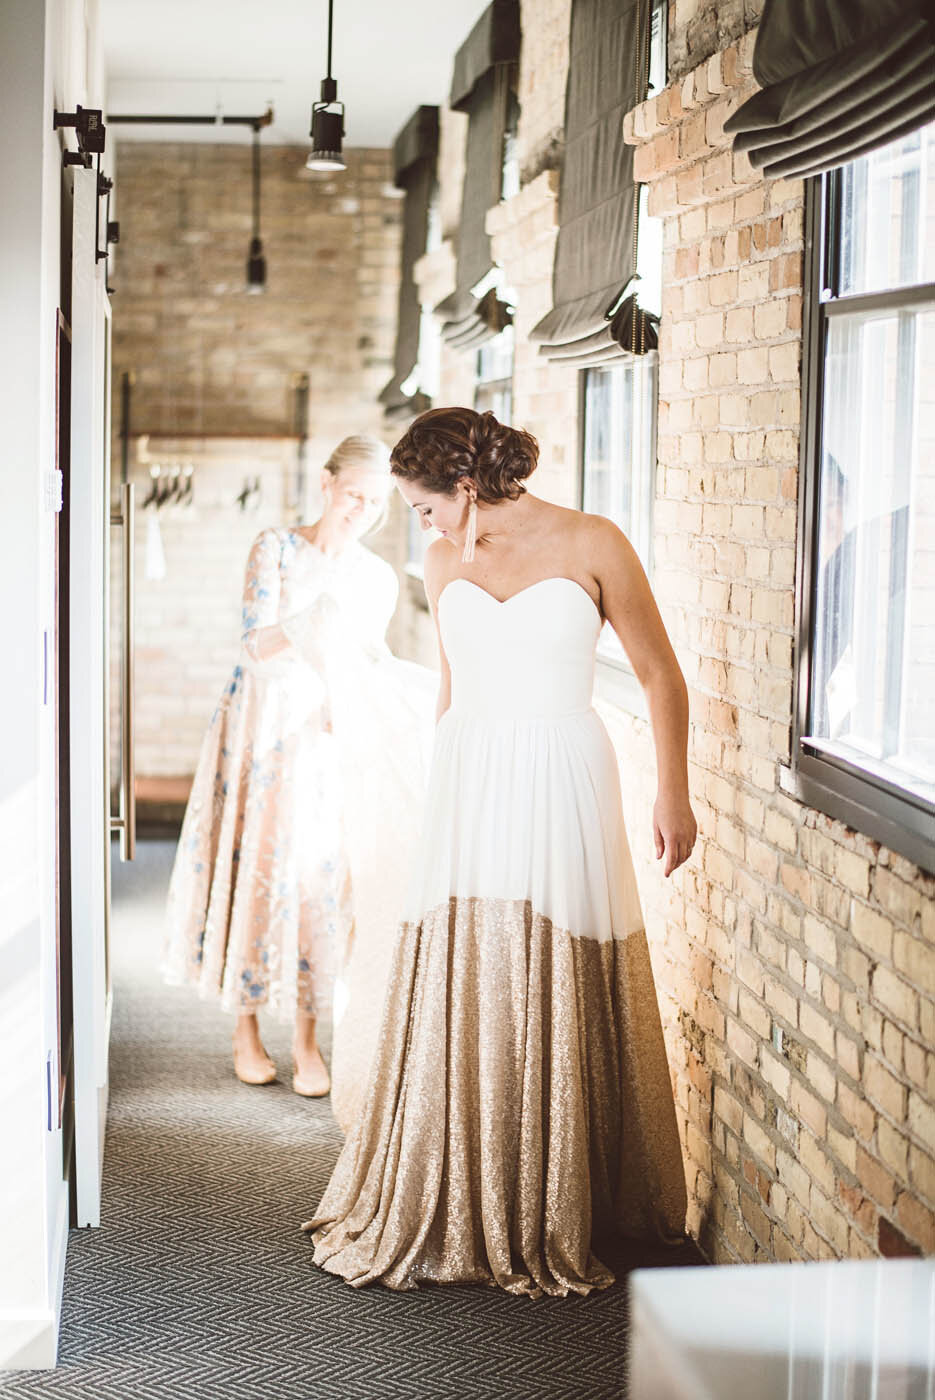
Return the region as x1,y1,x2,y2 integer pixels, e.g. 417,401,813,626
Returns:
232,1038,277,1086
292,1058,330,1098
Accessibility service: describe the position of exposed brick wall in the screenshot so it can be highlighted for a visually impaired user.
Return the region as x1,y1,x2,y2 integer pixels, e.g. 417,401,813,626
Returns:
515,0,571,183
112,142,403,777
624,35,935,1263
123,438,292,779
113,143,400,437
388,0,935,1267
488,171,578,506
667,0,764,83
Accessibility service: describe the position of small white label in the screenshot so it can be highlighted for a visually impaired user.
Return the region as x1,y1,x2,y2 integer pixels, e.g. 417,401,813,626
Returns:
46,470,63,513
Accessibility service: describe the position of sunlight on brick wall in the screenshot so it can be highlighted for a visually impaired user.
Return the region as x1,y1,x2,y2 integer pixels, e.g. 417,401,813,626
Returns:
111,143,402,777
388,0,935,1267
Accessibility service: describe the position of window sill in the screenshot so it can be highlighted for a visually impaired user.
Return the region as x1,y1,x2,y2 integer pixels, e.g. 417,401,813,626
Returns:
779,751,935,877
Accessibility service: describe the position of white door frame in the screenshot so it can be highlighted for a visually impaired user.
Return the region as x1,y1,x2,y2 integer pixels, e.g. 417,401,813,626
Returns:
69,165,111,1228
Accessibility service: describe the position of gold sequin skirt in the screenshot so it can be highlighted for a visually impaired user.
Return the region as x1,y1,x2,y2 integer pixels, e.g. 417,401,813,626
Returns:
306,895,686,1296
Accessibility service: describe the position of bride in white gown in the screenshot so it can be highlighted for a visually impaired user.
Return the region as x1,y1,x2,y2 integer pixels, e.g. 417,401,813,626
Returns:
306,407,695,1297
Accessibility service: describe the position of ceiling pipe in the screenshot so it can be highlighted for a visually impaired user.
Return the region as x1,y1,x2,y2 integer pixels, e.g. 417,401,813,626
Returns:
109,107,274,129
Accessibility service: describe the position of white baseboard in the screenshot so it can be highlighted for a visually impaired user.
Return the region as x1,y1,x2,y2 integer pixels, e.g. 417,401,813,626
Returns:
50,1181,68,1353
0,1182,70,1371
0,1314,56,1371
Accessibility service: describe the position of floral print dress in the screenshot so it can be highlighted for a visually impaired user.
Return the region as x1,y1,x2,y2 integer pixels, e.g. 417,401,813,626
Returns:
163,527,401,1021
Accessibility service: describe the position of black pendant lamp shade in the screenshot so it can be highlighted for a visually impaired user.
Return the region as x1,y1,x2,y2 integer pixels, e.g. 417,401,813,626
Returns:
307,0,346,171
246,124,266,293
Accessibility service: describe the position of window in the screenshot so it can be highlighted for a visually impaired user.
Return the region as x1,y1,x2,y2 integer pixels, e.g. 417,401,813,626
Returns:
406,499,430,578
405,325,515,583
474,323,514,421
425,179,442,255
404,317,438,578
501,82,521,202
579,183,662,675
794,122,935,872
400,181,442,408
403,185,442,582
648,0,667,94
580,355,659,668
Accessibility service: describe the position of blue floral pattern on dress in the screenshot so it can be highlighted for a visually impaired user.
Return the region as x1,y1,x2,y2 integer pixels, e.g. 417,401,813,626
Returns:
162,526,399,1020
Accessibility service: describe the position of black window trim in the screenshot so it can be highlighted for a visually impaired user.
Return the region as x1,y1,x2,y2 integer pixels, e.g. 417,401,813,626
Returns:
789,172,935,876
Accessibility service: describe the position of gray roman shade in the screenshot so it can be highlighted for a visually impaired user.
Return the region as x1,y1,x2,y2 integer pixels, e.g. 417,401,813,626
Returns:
379,105,439,419
435,0,520,350
530,0,656,369
724,0,935,180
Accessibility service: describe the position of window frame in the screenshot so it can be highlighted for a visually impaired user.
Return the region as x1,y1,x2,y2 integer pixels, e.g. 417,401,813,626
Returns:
789,170,935,874
404,501,430,594
648,0,667,97
577,353,659,719
474,323,515,421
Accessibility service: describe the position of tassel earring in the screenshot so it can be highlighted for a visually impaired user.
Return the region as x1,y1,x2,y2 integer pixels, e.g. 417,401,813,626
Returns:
462,494,477,564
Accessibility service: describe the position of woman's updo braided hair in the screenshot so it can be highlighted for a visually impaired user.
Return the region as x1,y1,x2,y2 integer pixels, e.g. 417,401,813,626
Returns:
390,407,538,503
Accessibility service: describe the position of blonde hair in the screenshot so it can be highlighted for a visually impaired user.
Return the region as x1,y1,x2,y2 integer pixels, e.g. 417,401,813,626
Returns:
322,433,393,537
323,434,391,477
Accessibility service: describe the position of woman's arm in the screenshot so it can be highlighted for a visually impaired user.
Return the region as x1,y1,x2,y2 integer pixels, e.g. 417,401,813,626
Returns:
241,529,294,663
422,539,456,722
588,516,697,877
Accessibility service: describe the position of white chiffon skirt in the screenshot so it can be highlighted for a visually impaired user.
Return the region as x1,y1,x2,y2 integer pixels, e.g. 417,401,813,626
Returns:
405,706,645,941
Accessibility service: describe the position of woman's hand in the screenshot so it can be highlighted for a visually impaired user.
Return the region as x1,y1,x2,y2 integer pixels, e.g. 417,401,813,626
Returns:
281,596,340,670
653,789,697,877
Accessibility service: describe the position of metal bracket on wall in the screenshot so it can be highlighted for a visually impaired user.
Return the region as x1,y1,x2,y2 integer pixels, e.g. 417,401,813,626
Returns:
95,156,119,277
53,105,106,168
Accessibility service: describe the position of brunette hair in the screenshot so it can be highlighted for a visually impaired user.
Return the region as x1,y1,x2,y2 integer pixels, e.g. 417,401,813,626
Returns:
390,407,538,503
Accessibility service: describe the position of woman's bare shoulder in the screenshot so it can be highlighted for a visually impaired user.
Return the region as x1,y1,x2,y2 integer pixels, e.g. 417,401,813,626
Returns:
530,497,616,542
422,537,460,603
573,509,639,562
536,501,635,567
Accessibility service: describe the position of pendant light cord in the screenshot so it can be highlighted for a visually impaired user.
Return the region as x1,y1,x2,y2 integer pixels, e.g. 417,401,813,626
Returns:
326,0,334,81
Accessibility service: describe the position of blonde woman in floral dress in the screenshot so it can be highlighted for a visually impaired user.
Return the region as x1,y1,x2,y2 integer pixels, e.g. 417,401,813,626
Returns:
164,435,430,1109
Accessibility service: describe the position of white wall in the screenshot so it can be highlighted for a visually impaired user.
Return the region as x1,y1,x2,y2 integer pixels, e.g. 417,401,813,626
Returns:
0,0,106,1369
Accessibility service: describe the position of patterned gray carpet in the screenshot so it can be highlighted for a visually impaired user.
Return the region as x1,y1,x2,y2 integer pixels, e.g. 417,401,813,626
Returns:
1,840,702,1400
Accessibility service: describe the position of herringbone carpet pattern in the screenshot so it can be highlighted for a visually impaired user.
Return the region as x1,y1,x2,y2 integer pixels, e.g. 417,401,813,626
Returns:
1,840,702,1399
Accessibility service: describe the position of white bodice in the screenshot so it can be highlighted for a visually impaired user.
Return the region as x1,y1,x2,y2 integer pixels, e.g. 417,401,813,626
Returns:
438,577,602,720
407,573,643,941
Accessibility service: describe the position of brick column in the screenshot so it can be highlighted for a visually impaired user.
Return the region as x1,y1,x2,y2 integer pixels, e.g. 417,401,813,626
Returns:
624,35,935,1264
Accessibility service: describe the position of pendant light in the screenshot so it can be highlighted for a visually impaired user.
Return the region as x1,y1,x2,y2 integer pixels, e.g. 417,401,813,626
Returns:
306,0,346,172
247,121,266,293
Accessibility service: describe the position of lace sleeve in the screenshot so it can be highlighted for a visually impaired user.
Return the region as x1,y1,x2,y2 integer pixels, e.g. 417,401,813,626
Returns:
241,529,292,665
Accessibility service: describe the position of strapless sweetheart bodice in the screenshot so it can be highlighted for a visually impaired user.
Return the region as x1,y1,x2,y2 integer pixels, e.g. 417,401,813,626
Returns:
437,576,602,720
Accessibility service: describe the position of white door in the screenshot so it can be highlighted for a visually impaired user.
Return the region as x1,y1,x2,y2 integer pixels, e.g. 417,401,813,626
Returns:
69,165,112,1228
